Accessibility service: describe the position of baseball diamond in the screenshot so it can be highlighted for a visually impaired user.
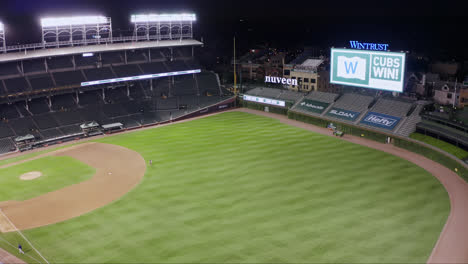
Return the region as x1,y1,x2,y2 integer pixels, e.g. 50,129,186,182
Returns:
0,110,464,263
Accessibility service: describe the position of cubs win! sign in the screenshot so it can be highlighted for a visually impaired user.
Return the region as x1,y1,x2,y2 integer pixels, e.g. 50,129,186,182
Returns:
330,48,406,92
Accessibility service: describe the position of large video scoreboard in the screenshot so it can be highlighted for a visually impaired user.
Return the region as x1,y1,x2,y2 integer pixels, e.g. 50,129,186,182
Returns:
330,48,406,92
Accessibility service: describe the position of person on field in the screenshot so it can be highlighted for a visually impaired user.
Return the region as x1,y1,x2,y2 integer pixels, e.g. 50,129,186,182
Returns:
149,159,153,166
18,244,24,254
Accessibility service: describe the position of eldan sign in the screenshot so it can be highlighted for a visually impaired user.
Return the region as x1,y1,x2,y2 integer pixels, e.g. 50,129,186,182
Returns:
265,76,298,86
349,41,389,51
330,48,406,92
360,112,401,130
296,99,329,114
243,95,286,107
326,107,360,121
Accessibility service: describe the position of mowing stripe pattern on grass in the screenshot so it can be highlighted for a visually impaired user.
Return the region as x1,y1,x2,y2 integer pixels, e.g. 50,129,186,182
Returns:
1,112,449,263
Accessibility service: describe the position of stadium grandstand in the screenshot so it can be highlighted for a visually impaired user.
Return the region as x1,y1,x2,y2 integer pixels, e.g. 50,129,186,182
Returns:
0,14,234,154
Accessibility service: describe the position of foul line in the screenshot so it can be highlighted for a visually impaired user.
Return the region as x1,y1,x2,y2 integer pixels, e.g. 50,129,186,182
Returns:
0,209,49,264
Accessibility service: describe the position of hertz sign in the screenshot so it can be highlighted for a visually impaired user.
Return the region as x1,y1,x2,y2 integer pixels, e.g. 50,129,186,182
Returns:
330,48,406,92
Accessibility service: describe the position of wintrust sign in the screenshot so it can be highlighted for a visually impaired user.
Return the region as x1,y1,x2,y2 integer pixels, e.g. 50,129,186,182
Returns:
265,76,298,86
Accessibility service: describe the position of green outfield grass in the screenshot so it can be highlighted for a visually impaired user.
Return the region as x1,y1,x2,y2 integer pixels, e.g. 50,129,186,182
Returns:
1,111,449,263
0,156,95,201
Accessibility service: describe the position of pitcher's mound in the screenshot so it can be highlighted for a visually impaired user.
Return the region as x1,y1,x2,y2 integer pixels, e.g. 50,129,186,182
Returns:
20,171,42,181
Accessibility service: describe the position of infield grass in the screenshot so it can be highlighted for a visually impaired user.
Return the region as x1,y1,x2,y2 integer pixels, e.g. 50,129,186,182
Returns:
2,111,449,263
0,156,95,201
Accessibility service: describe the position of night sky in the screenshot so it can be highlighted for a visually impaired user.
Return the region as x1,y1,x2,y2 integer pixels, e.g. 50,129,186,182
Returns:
0,0,466,59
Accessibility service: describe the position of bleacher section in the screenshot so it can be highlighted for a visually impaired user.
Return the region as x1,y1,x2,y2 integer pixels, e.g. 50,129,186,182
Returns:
47,56,73,70
23,59,46,74
28,75,54,91
53,71,86,87
333,93,374,114
4,77,30,93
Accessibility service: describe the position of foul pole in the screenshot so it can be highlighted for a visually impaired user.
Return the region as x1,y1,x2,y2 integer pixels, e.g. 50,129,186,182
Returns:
233,36,237,95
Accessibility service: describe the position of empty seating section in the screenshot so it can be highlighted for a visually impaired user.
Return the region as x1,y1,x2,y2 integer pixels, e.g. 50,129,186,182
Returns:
28,75,54,90
184,59,200,69
53,71,85,86
165,60,188,72
126,50,147,62
0,123,15,138
8,117,39,136
157,97,178,110
175,47,192,58
28,98,50,115
0,81,6,95
0,138,16,154
78,107,109,124
160,49,171,59
33,114,60,130
149,49,164,60
106,87,129,103
78,91,102,106
52,94,77,111
0,62,20,76
83,67,115,81
111,116,140,128
172,75,197,95
129,84,147,99
101,52,124,65
47,57,73,70
139,62,168,74
74,55,98,67
153,79,170,96
40,128,63,139
197,73,220,95
0,104,20,120
4,77,29,93
112,64,142,77
333,93,374,113
371,98,413,118
305,91,339,103
199,96,221,108
121,101,144,114
23,59,46,73
53,111,83,126
0,67,230,154
396,104,424,137
102,104,128,118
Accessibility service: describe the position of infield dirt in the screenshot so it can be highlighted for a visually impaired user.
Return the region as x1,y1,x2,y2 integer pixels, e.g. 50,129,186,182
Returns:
0,142,146,231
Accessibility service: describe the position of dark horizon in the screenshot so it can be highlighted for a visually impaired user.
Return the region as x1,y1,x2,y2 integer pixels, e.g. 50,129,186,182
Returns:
0,0,466,59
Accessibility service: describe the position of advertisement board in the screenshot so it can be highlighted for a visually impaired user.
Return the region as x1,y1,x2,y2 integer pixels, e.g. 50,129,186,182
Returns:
242,95,286,107
326,107,360,121
296,99,329,114
360,112,401,130
330,48,406,92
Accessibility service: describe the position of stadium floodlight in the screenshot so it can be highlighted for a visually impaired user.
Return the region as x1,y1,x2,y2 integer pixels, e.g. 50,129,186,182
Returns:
41,16,108,27
41,15,112,47
130,13,195,41
130,13,196,23
0,21,5,53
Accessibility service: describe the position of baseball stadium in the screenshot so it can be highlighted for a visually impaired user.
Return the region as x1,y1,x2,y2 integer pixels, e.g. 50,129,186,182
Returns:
0,11,467,264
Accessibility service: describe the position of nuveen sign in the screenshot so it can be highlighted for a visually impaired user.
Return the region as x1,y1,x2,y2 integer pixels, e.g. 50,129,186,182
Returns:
330,48,406,92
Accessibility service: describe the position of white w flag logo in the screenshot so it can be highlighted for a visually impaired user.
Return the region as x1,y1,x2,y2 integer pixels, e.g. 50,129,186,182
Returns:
337,56,367,80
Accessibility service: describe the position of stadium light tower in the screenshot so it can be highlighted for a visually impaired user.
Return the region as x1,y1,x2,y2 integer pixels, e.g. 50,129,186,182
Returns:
130,13,196,41
40,15,112,48
0,22,5,53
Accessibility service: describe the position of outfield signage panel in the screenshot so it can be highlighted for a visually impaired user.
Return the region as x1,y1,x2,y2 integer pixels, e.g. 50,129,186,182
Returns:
330,48,405,92
360,112,401,130
243,95,286,107
296,99,329,114
326,107,360,121
81,69,201,86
